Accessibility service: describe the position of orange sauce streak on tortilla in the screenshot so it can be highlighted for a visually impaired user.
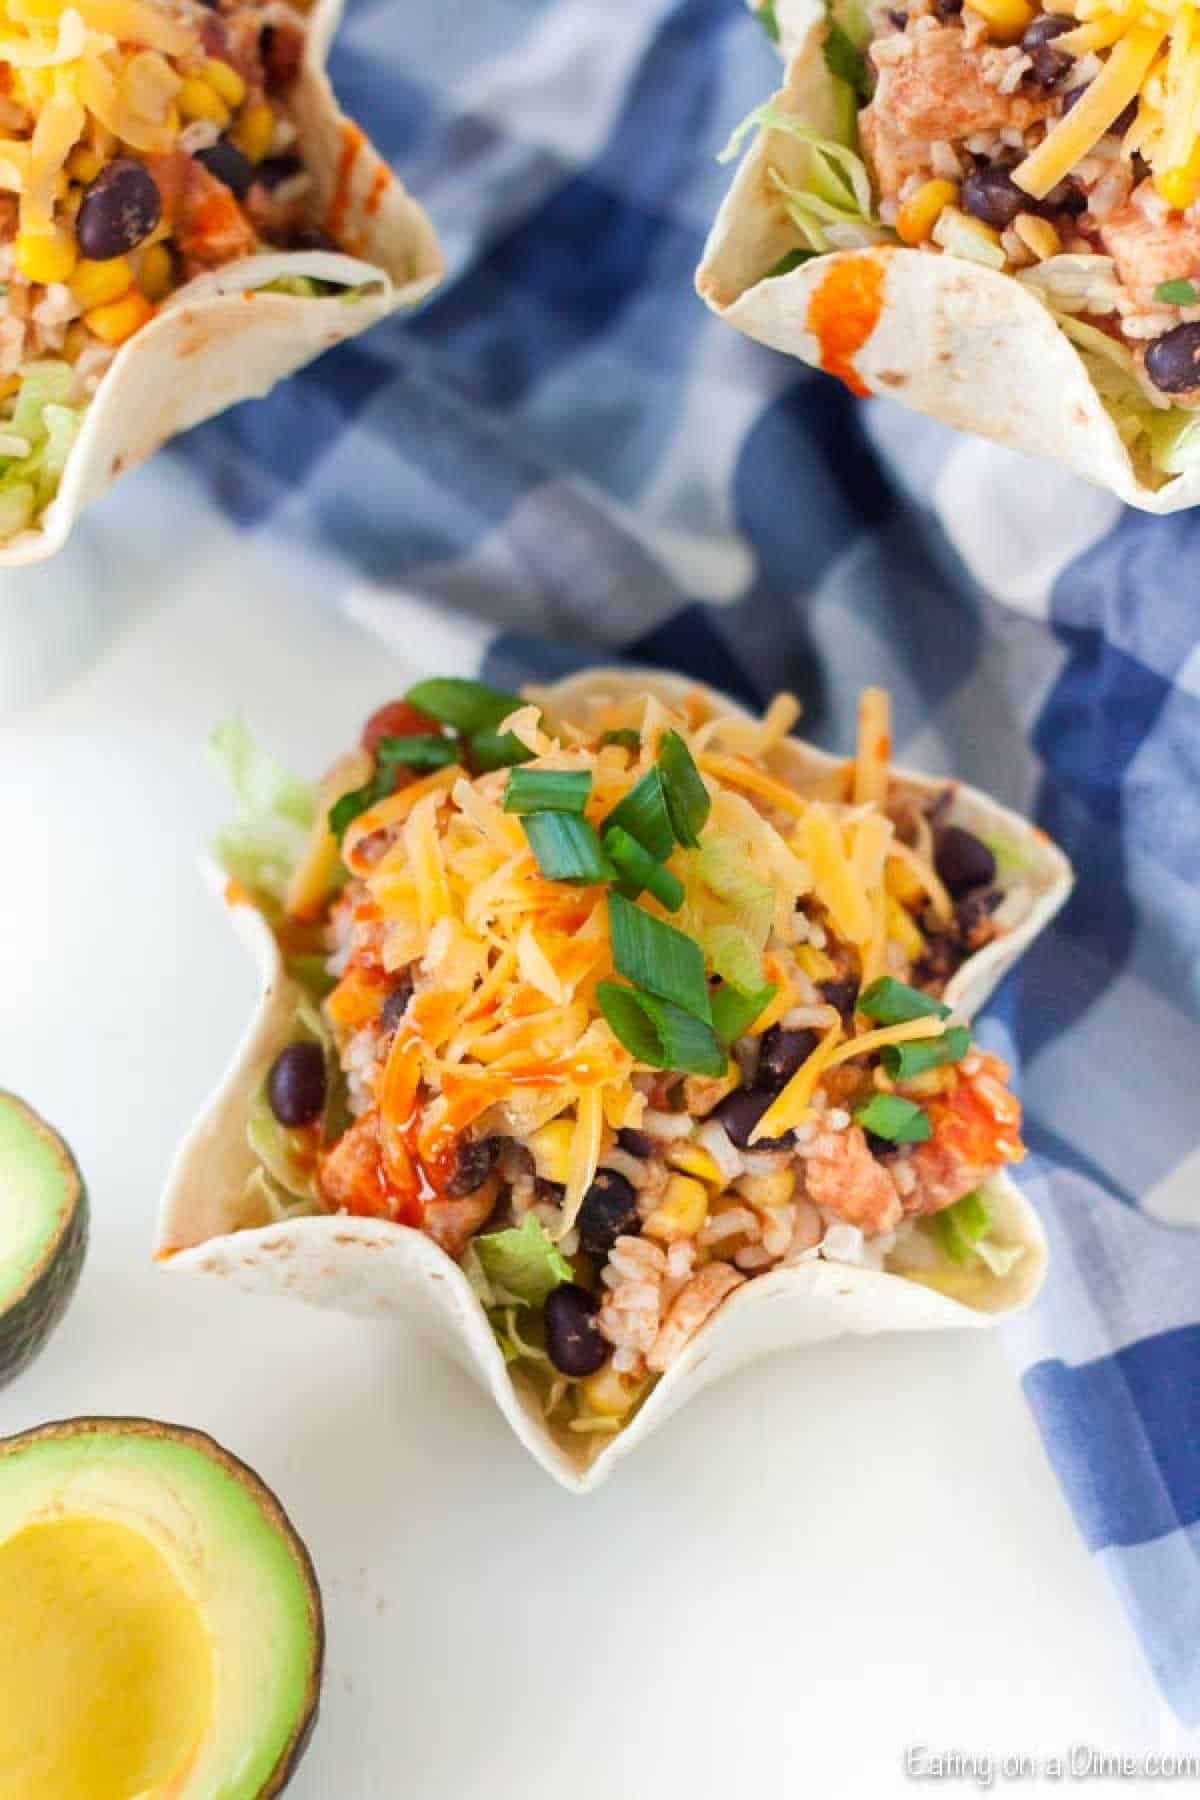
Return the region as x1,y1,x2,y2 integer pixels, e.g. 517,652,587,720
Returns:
326,121,366,244
806,254,889,398
365,161,392,216
223,877,252,907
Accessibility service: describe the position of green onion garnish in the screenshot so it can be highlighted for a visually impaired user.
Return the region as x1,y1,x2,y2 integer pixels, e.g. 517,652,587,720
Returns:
503,768,591,815
467,730,534,773
603,827,685,912
600,728,641,752
853,1093,931,1144
329,772,391,844
933,1189,992,1264
711,981,777,1045
596,982,727,1076
857,976,949,1026
765,249,814,278
607,892,711,1022
658,730,711,848
1155,278,1199,305
405,677,525,736
880,1026,970,1081
374,735,458,769
521,813,614,883
602,766,674,862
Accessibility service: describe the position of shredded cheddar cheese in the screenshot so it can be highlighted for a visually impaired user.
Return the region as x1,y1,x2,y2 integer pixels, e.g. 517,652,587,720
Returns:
1012,18,1167,199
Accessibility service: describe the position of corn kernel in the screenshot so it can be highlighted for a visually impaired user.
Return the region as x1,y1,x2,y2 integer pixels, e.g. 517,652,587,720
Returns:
885,893,925,962
201,57,246,108
138,242,174,302
71,255,134,311
84,288,154,345
178,75,229,126
644,1173,708,1242
528,1119,573,1187
0,372,19,400
895,177,959,246
898,1066,958,1099
666,1142,725,1186
967,0,1033,39
232,99,275,163
1157,166,1197,210
14,229,77,286
579,1364,645,1419
796,942,835,982
1012,211,1060,261
66,144,104,184
736,1168,796,1210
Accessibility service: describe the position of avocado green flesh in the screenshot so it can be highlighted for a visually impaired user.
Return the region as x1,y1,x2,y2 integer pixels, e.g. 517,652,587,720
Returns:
0,1094,87,1388
0,1419,323,1798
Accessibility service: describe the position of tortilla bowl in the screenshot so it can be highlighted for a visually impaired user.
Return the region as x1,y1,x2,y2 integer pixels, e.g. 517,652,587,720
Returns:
699,0,1200,512
156,669,1065,1493
1,0,443,568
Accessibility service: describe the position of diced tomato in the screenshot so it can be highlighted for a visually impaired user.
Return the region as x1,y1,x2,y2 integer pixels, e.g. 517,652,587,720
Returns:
361,699,440,755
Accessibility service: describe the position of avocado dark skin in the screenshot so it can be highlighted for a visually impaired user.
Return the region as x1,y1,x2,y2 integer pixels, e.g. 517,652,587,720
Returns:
0,1093,88,1389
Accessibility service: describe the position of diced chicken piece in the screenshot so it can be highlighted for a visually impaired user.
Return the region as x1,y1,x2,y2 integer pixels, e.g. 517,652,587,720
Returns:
868,27,1050,147
177,160,258,272
801,1125,903,1234
317,1110,393,1217
646,1263,745,1373
1099,193,1200,311
425,1174,501,1260
859,104,935,205
902,1050,1024,1217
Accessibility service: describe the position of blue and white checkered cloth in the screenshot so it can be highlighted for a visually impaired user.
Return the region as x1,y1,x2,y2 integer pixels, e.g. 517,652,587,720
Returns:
173,0,1200,1722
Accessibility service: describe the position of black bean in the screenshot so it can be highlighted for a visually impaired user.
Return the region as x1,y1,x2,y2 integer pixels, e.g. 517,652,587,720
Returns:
1041,176,1087,216
577,1169,640,1258
914,932,965,988
267,1042,326,1128
712,1087,793,1151
757,1026,819,1094
253,154,304,191
864,1130,894,1159
544,1284,607,1377
444,1136,501,1198
934,824,997,896
196,139,255,200
956,888,1002,949
933,0,962,17
379,973,414,1036
887,8,907,25
960,165,1030,230
616,1127,654,1159
1020,13,1072,86
819,977,860,1020
1145,323,1200,395
287,224,339,253
76,160,161,259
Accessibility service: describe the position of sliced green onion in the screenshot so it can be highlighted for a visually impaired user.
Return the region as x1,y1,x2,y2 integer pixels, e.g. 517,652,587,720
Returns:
711,981,777,1045
600,728,641,752
1155,278,1199,305
608,892,711,1022
329,772,390,844
853,1092,931,1144
374,734,458,769
765,249,815,278
757,0,780,41
503,767,591,815
405,677,525,736
603,827,685,912
522,812,614,883
602,766,673,861
880,1026,970,1081
933,1190,993,1264
857,976,949,1026
658,730,711,848
596,982,727,1076
467,730,534,772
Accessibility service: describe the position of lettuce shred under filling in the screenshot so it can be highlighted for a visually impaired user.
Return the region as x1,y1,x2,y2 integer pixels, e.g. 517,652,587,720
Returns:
0,362,82,540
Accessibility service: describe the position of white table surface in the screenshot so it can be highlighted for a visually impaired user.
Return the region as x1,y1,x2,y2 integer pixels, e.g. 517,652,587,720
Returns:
0,461,1170,1798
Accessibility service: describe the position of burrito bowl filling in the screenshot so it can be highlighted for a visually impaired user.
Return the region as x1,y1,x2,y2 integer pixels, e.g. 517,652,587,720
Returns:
213,679,1033,1452
0,0,367,539
741,0,1200,482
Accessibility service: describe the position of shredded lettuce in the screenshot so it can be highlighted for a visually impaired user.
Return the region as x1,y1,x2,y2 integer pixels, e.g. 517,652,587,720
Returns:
696,837,774,944
932,1190,1024,1279
721,99,885,261
0,362,82,538
474,1214,573,1309
209,718,316,902
244,999,332,1221
982,833,1030,877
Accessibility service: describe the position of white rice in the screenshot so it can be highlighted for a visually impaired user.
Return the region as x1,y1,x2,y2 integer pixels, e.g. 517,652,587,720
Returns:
697,1119,744,1182
930,140,963,180
599,1146,651,1188
640,1107,696,1140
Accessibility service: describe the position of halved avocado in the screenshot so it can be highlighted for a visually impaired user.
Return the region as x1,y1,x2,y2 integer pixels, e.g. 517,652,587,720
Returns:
0,1092,88,1388
0,1417,324,1798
